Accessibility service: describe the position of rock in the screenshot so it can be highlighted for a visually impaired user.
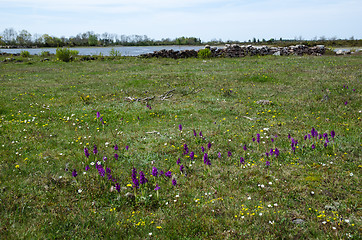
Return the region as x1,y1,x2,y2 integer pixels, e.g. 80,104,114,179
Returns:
336,50,344,55
256,100,271,105
292,219,305,224
325,205,337,211
273,51,281,56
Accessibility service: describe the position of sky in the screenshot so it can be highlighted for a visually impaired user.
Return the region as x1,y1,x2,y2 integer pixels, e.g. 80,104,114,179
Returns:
1,0,361,42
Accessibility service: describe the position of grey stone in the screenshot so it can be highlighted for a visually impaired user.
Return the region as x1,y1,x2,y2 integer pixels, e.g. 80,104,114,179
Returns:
292,219,305,224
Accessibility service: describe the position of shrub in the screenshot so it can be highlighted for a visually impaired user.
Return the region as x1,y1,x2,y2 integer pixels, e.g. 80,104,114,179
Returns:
40,51,50,57
56,48,79,62
109,48,121,57
198,48,212,59
20,50,30,58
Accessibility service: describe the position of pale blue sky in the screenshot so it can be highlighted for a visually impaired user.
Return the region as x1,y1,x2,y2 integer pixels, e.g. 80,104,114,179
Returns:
1,0,361,41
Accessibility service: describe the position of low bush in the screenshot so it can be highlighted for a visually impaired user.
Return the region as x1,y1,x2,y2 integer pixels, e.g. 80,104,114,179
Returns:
56,48,79,62
40,51,50,57
198,48,212,58
20,50,30,57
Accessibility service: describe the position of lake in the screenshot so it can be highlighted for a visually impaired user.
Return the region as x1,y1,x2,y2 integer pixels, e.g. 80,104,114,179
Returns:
0,46,208,56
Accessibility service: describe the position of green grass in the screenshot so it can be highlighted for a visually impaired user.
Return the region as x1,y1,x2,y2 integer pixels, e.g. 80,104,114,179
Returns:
0,54,361,239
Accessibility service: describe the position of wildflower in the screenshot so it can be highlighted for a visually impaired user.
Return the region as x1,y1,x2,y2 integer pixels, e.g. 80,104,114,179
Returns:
183,144,189,154
304,135,307,141
193,129,197,137
308,134,311,139
165,171,172,178
97,165,105,177
85,165,89,171
243,144,247,151
228,151,232,157
190,152,194,160
179,124,182,131
266,161,270,167
201,146,205,153
274,148,279,157
139,171,148,185
154,184,160,191
208,142,212,149
125,145,129,151
218,152,221,158
103,156,107,161
114,153,119,160
252,137,255,142
349,172,353,176
172,178,177,186
114,144,118,151
331,130,335,139
269,148,274,156
72,169,78,177
324,142,328,148
78,189,82,193
199,131,203,137
345,101,348,105
203,153,211,165
116,183,121,192
240,157,245,165
96,112,100,118
84,147,90,158
152,167,158,177
266,152,269,157
271,138,274,143
256,134,260,143
180,164,184,172
288,133,291,139
132,168,139,188
311,144,315,149
106,167,111,175
176,158,181,165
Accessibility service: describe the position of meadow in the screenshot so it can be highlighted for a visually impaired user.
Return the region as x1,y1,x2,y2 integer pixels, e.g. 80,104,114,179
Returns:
0,53,361,239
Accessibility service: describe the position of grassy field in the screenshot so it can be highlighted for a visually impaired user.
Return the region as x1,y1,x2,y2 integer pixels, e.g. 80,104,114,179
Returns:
0,54,361,239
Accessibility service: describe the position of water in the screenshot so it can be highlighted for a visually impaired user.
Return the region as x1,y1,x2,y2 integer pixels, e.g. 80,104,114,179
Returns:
0,45,207,56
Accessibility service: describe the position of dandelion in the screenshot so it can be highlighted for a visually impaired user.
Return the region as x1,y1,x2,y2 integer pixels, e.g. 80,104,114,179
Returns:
152,167,158,177
72,169,78,177
172,178,177,186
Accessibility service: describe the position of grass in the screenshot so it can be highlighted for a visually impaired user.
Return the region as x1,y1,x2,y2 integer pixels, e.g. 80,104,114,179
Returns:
0,53,361,239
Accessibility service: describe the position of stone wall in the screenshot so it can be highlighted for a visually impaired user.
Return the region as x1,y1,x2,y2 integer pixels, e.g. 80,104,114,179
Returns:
140,44,325,59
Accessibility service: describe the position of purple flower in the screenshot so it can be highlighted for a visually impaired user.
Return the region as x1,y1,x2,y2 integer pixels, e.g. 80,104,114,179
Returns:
208,142,212,149
96,111,100,118
176,158,181,165
353,89,355,91
139,171,148,185
179,124,182,131
93,145,98,154
97,165,105,177
324,142,328,148
304,135,307,141
159,170,164,176
243,144,247,151
172,178,177,186
271,138,274,143
270,148,274,156
114,153,119,160
288,134,291,139
190,152,194,161
252,137,255,142
180,164,184,173
345,101,348,105
199,131,203,137
240,157,245,165
114,144,118,151
154,184,160,191
152,167,158,177
228,151,232,157
85,165,89,171
308,134,311,139
72,169,78,177
184,144,189,154
201,146,205,153
84,148,90,158
165,171,172,178
311,144,315,149
323,133,328,139
203,153,210,165
100,117,104,124
106,167,111,175
103,156,107,161
331,130,335,139
132,168,139,188
266,152,269,157
256,134,260,143
116,183,121,192
274,148,279,157
125,145,129,151
218,152,221,158
266,161,270,167
193,129,197,137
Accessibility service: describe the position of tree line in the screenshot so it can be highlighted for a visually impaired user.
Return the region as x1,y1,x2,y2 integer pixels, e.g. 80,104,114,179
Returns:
0,28,360,48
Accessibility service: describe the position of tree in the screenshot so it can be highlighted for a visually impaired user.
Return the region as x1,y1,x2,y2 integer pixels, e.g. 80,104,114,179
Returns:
2,28,17,44
16,30,32,46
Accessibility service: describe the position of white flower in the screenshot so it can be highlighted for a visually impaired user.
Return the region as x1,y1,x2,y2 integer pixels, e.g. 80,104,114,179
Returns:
175,195,179,198
90,162,95,165
332,227,336,230
350,173,353,176
259,213,263,216
261,184,265,188
268,204,272,208
78,189,82,193
311,191,315,195
345,219,350,223
165,202,169,205
97,161,101,165
105,142,109,146
83,172,86,175
263,128,269,131
59,176,63,178
149,233,152,236
274,203,278,207
268,182,272,185
247,196,251,200
269,220,274,224
322,221,327,224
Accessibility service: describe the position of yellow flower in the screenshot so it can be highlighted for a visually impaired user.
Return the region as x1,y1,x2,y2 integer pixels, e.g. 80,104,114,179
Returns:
15,165,20,168
156,226,162,229
127,184,132,187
